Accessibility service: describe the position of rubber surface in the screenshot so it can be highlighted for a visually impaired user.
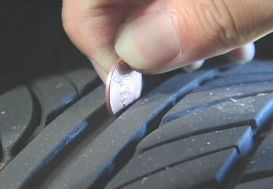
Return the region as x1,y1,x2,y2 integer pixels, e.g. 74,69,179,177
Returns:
1,60,273,189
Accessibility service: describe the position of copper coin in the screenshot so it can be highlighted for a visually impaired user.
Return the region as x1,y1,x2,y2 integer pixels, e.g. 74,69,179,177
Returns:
105,59,143,115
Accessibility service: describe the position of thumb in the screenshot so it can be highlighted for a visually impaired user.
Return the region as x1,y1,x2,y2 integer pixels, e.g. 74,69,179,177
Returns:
115,0,273,74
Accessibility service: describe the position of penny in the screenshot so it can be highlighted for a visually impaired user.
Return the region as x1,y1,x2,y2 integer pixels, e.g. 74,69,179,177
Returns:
105,59,143,115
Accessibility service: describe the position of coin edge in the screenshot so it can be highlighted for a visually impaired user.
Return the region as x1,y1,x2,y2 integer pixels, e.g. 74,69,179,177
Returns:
105,59,123,115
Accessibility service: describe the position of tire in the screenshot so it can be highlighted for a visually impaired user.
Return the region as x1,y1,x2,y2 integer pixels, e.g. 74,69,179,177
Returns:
1,58,273,189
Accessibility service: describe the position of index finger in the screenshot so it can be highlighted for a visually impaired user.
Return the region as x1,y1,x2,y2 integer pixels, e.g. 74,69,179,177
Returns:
62,0,129,82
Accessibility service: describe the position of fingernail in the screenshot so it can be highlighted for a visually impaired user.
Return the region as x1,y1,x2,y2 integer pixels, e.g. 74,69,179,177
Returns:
230,43,256,64
183,60,205,72
115,12,181,71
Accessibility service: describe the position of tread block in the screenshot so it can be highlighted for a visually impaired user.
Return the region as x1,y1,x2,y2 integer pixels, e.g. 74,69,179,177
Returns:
0,86,33,163
114,149,238,189
239,131,273,184
63,68,99,96
31,75,78,125
106,126,252,189
0,86,105,189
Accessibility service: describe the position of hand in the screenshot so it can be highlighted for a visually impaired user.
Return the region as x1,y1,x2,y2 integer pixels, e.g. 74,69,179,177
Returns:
62,0,273,81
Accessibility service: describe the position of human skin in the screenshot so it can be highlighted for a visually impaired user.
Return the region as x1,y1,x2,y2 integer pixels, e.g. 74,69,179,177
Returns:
62,0,273,82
